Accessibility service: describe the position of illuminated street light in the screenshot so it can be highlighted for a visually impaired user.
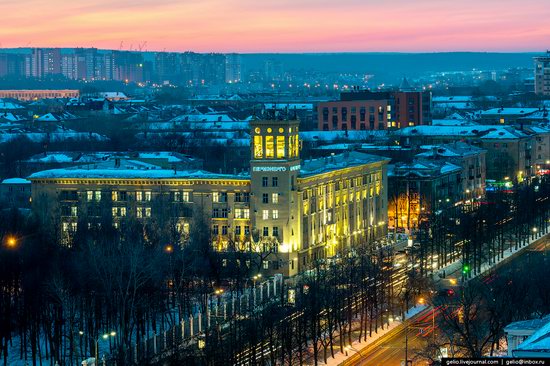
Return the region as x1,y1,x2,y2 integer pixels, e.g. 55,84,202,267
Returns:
6,236,17,248
164,244,173,253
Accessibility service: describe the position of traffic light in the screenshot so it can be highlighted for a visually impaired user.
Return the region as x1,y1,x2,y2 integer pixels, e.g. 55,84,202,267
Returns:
462,264,471,275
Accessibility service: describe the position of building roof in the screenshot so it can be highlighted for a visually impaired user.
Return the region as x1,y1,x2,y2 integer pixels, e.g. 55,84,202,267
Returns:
388,160,462,178
416,142,486,159
1,178,30,184
28,167,248,181
515,318,550,352
480,108,539,116
300,151,389,178
397,125,530,140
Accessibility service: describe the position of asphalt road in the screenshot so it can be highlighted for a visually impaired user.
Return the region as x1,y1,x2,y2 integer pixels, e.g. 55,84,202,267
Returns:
351,236,550,366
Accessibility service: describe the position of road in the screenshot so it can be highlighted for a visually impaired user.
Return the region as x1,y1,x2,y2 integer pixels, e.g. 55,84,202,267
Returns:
350,235,550,366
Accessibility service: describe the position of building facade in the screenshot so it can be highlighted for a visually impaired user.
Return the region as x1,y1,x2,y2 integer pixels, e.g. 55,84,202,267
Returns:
318,91,431,131
534,52,550,96
29,119,389,276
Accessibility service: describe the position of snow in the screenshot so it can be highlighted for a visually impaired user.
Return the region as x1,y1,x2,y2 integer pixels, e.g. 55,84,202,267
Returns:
300,151,390,177
481,108,539,116
516,319,550,351
1,178,30,184
28,168,249,181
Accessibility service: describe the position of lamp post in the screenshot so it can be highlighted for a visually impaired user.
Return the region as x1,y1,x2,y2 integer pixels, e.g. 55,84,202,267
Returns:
79,330,116,365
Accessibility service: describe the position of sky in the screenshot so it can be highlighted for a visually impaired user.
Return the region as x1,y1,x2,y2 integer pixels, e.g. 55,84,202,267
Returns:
1,0,549,53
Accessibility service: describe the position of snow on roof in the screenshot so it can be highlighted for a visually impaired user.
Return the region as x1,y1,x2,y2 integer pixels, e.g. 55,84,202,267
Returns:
397,125,529,139
0,99,25,110
300,151,389,177
1,178,30,184
432,96,474,103
416,142,485,158
300,130,389,142
171,114,238,123
28,168,249,181
481,108,539,116
516,318,550,352
431,119,477,127
389,160,461,178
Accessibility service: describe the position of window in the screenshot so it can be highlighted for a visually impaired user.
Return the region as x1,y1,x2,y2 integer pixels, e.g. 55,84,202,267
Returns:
254,135,263,158
137,208,143,218
235,226,241,236
235,192,250,203
119,191,127,201
263,260,269,270
235,208,250,219
70,206,78,217
276,135,285,158
144,192,152,201
213,225,219,235
265,136,274,158
212,192,227,202
112,191,119,201
263,227,269,236
94,191,102,201
120,207,126,217
87,191,93,201
272,177,278,187
262,210,269,220
221,208,228,218
262,193,269,204
273,226,279,237
222,225,228,235
174,191,181,202
182,191,190,202
213,208,220,218
136,191,143,201
272,193,279,204
244,226,250,235
262,177,268,187
272,210,279,219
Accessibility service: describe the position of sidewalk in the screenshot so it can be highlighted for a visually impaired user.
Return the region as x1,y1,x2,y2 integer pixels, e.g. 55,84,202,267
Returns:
319,305,427,366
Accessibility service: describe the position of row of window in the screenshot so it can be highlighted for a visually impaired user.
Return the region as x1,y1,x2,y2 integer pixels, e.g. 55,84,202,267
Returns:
61,190,249,203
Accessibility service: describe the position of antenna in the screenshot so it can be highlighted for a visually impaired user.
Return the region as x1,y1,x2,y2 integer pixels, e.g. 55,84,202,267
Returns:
119,41,124,50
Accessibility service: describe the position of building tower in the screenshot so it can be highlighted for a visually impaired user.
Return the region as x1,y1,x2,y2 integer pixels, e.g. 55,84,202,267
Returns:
534,51,550,96
250,118,301,276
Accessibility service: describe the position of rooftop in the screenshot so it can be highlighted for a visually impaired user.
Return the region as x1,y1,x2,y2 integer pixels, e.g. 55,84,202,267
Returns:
300,151,389,177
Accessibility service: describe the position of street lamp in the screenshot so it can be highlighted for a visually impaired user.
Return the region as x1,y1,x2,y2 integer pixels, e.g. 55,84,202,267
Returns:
79,330,116,365
5,236,17,248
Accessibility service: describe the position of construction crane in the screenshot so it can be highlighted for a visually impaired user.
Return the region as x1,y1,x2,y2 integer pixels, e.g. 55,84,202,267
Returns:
138,41,148,52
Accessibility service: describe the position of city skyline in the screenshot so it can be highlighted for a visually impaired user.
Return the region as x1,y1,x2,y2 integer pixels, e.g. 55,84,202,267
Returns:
3,0,550,53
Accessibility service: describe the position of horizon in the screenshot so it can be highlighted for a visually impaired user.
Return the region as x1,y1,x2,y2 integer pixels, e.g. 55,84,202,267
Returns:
2,0,549,53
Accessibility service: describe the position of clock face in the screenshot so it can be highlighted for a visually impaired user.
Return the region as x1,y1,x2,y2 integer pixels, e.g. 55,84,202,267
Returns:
255,127,261,134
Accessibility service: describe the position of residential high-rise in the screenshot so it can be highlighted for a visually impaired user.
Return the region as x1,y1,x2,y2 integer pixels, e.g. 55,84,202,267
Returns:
25,48,61,79
225,53,241,83
534,51,550,96
318,90,432,131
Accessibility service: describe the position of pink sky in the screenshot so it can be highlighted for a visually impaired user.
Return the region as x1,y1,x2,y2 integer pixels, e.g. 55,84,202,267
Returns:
2,0,549,52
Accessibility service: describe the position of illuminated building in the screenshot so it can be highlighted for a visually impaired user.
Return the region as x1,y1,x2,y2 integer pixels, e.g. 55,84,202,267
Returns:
388,160,462,233
318,90,431,131
28,119,389,276
0,89,80,101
